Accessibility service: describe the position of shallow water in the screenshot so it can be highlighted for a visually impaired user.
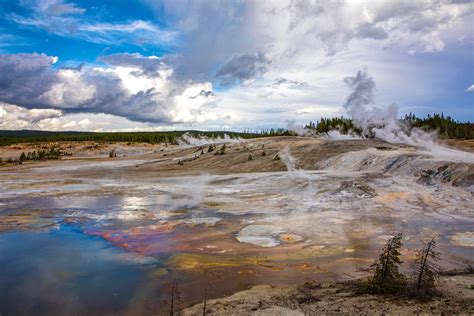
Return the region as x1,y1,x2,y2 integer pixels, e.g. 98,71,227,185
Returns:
0,225,165,316
0,148,473,313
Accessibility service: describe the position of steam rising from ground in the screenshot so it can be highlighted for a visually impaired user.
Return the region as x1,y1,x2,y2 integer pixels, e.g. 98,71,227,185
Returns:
326,130,361,140
285,119,316,137
279,147,297,172
153,174,213,211
177,132,243,147
343,69,474,163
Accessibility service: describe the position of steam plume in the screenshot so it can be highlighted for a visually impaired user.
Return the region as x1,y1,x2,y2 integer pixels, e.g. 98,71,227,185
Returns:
177,132,243,147
343,69,474,163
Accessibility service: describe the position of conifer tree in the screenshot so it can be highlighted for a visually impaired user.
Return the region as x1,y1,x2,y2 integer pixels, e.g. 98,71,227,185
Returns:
369,233,406,294
411,237,440,298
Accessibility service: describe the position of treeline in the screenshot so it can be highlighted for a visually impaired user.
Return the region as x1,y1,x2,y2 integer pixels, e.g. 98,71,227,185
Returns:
0,130,290,147
1,146,65,165
404,113,474,139
305,116,361,135
305,113,474,139
247,128,296,137
20,147,62,161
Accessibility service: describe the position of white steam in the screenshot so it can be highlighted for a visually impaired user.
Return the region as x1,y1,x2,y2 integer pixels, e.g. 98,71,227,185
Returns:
163,174,212,210
279,146,314,180
285,119,316,137
325,130,362,141
279,146,297,172
177,132,243,147
343,69,474,164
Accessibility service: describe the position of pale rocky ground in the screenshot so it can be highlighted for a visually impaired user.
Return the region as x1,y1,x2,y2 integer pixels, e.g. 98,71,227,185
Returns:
1,136,473,314
183,275,474,315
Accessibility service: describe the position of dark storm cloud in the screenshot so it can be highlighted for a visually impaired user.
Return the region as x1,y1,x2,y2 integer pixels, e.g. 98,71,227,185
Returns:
98,53,167,77
270,78,308,87
189,90,216,99
0,53,58,107
355,23,388,40
0,53,192,123
216,52,271,86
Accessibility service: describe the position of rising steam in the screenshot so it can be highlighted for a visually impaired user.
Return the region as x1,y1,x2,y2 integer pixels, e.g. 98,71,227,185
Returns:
343,69,474,163
279,146,297,172
177,132,243,147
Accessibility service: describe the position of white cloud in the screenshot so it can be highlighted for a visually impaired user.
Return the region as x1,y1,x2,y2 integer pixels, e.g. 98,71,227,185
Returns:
34,0,85,15
2,1,474,130
0,53,224,125
9,1,177,48
466,84,474,92
0,103,62,129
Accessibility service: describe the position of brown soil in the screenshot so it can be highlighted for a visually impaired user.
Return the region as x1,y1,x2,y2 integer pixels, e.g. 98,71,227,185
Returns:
183,274,474,315
440,139,474,152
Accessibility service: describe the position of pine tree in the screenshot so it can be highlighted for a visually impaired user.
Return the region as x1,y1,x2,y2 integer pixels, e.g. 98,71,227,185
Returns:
411,237,440,298
369,233,406,294
219,144,226,155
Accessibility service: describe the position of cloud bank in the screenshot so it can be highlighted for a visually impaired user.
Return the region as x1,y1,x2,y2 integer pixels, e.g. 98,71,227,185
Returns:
0,0,473,130
0,53,221,124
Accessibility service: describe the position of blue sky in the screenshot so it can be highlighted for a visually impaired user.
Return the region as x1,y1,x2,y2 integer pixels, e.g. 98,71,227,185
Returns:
0,0,473,131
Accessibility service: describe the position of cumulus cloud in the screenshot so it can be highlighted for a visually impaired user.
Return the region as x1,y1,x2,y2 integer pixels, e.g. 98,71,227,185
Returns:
0,53,221,124
0,53,59,106
0,103,62,129
3,0,473,131
159,0,473,64
216,52,271,85
465,84,474,92
98,53,168,77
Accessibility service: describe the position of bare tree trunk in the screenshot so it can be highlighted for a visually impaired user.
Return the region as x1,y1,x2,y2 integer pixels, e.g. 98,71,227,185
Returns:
170,277,176,316
417,238,434,292
202,288,207,316
382,239,394,281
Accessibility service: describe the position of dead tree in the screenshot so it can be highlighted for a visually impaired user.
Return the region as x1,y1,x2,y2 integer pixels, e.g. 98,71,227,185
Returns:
169,277,181,316
411,237,440,298
202,288,207,315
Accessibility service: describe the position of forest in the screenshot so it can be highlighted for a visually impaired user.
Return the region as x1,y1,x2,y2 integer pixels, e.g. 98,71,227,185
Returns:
305,113,474,139
0,130,276,146
1,113,472,147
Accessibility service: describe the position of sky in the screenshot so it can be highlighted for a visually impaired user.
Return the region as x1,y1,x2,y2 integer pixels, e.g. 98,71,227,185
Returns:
0,0,473,132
